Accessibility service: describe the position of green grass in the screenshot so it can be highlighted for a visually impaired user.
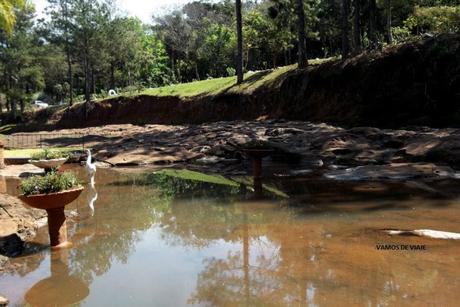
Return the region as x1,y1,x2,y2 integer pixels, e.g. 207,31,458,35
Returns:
153,169,240,187
139,58,337,99
5,147,82,158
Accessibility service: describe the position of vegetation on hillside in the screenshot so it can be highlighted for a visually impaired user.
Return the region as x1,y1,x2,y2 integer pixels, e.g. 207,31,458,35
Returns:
0,0,459,122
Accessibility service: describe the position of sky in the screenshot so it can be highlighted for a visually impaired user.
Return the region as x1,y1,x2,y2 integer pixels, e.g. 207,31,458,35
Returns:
32,0,199,23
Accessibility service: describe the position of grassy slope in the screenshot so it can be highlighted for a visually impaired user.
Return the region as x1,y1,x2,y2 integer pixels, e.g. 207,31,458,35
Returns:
138,58,335,99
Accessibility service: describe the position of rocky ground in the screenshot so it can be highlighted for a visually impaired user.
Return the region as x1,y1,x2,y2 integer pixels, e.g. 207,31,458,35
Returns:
0,193,46,272
31,120,460,178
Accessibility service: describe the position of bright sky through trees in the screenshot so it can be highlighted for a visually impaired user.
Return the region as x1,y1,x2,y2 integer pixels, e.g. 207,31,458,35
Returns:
32,0,204,22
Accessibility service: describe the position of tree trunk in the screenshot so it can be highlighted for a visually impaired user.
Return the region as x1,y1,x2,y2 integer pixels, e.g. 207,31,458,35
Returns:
368,0,377,48
84,60,90,103
385,0,393,44
353,0,362,53
66,44,73,106
91,66,95,95
236,0,244,84
195,62,200,80
171,52,176,81
296,0,308,68
110,62,115,89
341,0,351,59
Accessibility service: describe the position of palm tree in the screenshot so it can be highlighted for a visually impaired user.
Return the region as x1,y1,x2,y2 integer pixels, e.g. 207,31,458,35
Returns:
235,0,244,84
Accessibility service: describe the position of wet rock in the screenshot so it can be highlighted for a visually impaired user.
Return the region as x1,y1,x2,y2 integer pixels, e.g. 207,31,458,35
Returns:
0,295,9,307
384,229,460,240
324,163,457,181
0,233,24,257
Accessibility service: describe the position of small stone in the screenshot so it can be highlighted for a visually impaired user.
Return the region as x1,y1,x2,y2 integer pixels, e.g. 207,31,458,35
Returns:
0,295,9,306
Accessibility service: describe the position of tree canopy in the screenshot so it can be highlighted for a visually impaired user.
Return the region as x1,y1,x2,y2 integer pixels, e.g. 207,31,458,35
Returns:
0,0,459,118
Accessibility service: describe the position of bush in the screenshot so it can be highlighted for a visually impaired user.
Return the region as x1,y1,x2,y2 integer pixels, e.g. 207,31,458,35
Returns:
31,149,69,160
19,171,81,196
392,26,413,43
405,6,460,34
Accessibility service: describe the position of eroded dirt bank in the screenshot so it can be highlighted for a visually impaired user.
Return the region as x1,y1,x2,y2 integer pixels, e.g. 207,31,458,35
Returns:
14,32,460,131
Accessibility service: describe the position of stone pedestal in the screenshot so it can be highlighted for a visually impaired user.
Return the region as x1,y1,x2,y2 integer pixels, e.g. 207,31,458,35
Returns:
46,207,70,249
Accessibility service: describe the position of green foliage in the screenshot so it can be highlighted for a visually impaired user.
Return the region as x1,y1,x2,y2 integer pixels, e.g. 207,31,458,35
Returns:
19,170,81,196
0,0,24,35
30,148,69,160
391,26,413,42
226,67,236,77
405,5,460,33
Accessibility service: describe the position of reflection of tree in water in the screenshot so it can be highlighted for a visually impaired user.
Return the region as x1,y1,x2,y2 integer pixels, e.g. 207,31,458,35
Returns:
66,171,165,284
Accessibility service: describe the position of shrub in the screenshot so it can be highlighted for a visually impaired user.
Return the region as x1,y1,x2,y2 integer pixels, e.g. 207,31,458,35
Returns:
405,6,460,34
19,171,81,196
31,149,69,160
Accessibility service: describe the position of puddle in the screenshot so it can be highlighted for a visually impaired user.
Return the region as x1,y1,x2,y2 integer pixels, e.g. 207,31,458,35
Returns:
1,166,460,306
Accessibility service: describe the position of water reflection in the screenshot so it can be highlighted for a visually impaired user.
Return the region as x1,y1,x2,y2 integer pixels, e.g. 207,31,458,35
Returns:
25,249,89,307
1,167,459,306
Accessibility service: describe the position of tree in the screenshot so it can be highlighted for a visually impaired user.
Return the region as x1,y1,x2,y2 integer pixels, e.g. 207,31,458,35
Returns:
235,0,244,84
341,0,351,58
0,2,44,118
46,0,76,106
368,0,377,47
71,0,111,105
0,0,24,35
353,0,362,52
296,0,308,68
385,0,393,43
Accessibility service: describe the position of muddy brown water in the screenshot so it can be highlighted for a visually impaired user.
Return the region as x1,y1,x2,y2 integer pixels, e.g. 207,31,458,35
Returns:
1,166,459,306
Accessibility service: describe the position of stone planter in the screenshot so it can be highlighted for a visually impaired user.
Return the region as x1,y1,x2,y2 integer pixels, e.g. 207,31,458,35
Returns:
29,158,67,173
18,187,84,249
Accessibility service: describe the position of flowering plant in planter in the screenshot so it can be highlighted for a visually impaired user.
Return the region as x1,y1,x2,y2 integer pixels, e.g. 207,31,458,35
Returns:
19,170,81,196
29,149,69,172
30,149,69,161
18,170,83,249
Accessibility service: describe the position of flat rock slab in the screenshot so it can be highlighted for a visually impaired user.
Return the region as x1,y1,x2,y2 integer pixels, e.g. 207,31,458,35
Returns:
0,164,43,178
103,148,202,166
324,163,459,181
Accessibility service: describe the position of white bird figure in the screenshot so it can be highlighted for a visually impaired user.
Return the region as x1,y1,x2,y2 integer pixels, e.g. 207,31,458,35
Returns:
85,149,97,186
88,192,98,216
